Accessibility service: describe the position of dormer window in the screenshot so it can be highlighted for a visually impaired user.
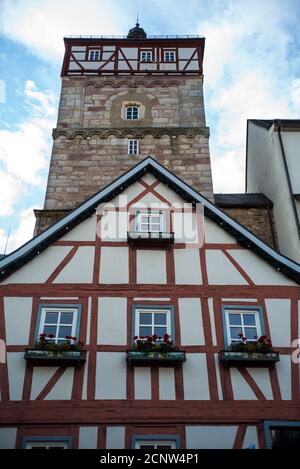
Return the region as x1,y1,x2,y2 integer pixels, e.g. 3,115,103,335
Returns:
127,209,174,246
164,51,176,62
141,51,152,62
126,106,139,120
88,49,101,61
136,210,164,232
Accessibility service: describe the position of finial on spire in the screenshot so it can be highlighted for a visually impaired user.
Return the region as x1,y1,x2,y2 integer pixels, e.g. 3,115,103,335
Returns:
136,12,139,27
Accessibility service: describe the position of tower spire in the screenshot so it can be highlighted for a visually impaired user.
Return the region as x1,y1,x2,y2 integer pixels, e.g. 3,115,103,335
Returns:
127,18,146,39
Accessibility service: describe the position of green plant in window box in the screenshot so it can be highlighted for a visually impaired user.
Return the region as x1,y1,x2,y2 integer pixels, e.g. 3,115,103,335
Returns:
33,333,84,353
132,334,178,354
228,334,274,353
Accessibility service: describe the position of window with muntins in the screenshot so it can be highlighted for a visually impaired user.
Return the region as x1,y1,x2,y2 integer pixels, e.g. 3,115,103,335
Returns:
23,436,72,449
141,51,152,62
136,210,164,232
224,309,262,345
126,106,139,120
37,306,80,344
88,50,101,61
164,51,176,62
26,442,69,449
134,440,177,449
128,139,139,155
135,308,171,338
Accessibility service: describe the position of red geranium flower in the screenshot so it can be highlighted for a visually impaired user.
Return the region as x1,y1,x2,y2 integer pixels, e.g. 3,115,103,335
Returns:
258,335,267,343
47,334,55,338
39,333,46,337
65,335,72,340
134,336,138,340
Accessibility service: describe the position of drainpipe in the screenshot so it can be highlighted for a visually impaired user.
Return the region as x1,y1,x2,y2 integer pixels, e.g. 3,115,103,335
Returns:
276,120,300,239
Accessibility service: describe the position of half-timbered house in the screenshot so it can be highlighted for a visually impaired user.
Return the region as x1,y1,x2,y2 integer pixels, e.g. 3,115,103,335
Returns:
0,24,299,450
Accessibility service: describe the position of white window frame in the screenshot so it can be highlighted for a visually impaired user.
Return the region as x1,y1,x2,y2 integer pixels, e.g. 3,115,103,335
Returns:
164,50,176,62
224,309,262,346
134,309,172,339
88,49,101,61
134,439,177,449
25,441,69,449
38,307,78,344
141,51,153,62
135,210,164,232
125,106,139,120
128,139,139,155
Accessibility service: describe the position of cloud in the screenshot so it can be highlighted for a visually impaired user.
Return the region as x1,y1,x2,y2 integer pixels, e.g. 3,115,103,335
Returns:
0,80,56,215
199,0,300,192
0,0,128,62
0,206,36,254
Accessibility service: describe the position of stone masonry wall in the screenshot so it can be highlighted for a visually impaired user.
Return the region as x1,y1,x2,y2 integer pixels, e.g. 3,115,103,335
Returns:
220,206,278,249
39,75,213,225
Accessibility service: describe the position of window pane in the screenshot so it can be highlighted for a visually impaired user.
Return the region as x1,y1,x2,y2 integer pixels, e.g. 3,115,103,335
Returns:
60,312,74,324
154,313,167,325
139,313,152,324
159,445,172,449
271,428,300,448
139,326,152,337
140,224,149,231
45,312,59,324
243,314,256,326
244,327,258,340
43,325,57,336
230,327,243,339
150,225,160,232
141,216,149,223
58,326,72,338
228,314,241,325
139,445,155,449
154,326,167,337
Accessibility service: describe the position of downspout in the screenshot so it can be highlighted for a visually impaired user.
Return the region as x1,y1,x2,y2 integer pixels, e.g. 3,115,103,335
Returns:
266,204,277,249
276,120,300,239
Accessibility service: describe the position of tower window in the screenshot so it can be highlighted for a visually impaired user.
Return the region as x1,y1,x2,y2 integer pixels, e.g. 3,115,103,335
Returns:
126,106,139,120
88,50,101,61
128,139,139,155
141,51,152,62
164,51,176,62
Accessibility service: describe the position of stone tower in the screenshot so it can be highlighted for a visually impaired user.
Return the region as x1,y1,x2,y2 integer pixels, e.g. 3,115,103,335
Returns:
35,24,213,234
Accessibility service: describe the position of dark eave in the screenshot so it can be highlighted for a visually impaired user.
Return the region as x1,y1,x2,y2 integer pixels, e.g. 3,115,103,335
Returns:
214,193,273,209
0,157,299,283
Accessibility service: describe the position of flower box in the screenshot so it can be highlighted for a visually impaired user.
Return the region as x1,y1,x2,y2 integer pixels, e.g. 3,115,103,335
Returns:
24,348,87,366
127,231,174,247
126,350,186,367
219,350,280,367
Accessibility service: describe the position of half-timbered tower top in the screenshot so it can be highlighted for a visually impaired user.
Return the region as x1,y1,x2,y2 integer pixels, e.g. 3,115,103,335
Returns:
61,29,205,76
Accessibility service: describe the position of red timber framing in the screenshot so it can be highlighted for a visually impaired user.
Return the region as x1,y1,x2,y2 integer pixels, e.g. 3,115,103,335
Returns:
0,176,299,449
61,37,205,76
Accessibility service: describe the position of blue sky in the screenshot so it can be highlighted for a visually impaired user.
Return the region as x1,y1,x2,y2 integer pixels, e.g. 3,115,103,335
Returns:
0,0,300,253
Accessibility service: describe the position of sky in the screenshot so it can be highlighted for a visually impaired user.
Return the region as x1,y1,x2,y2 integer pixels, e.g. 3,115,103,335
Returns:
0,0,300,253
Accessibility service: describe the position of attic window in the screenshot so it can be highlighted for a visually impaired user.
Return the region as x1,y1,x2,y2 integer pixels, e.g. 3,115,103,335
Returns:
164,51,176,62
88,49,101,61
141,51,152,62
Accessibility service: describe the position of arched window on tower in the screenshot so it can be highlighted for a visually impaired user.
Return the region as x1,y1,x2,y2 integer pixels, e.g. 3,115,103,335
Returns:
126,105,139,120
